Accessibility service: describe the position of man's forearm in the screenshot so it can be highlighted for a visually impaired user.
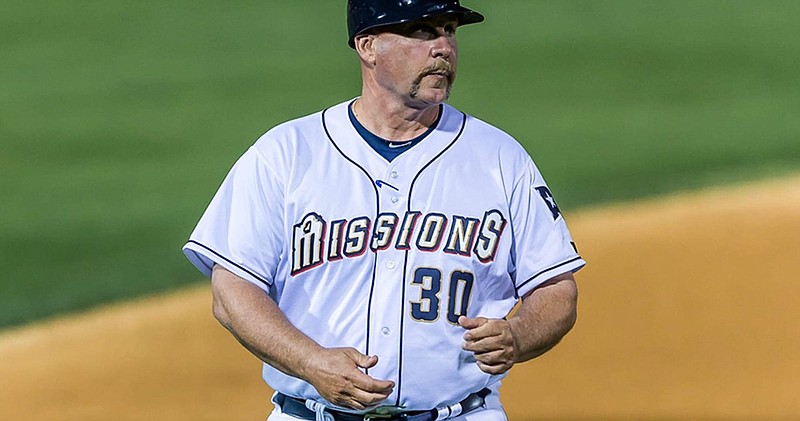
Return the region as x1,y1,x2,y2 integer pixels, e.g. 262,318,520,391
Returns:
210,265,396,409
507,272,578,362
211,265,322,381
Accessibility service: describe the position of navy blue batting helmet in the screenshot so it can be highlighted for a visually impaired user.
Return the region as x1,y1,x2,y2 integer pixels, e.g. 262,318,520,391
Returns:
347,0,485,48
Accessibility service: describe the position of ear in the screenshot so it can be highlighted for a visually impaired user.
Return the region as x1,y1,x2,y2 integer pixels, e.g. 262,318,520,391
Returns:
354,33,377,66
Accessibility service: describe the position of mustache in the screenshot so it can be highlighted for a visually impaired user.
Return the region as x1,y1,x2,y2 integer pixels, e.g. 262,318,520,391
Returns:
420,61,455,82
409,60,456,100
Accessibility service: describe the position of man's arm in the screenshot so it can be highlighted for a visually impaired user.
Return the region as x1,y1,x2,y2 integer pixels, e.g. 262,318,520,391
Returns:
210,265,394,410
458,271,578,374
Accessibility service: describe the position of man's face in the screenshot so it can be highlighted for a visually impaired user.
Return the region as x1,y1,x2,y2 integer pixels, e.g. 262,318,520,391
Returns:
371,15,459,107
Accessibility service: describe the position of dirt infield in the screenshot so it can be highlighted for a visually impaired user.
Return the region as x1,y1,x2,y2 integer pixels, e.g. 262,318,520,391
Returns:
2,176,798,420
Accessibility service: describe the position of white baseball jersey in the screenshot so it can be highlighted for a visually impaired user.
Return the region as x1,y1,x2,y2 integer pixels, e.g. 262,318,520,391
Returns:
183,99,585,411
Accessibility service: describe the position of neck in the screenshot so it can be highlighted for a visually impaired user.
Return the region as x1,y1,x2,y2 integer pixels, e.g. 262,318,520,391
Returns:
353,88,441,142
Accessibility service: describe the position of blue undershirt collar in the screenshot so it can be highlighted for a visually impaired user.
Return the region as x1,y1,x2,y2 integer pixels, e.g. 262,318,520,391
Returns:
348,100,442,162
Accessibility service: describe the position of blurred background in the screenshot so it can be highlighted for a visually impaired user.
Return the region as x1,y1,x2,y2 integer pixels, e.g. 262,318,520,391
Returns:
1,1,799,419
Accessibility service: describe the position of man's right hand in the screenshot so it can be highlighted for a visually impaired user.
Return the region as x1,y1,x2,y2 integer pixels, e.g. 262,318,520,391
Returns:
210,266,393,410
302,347,395,410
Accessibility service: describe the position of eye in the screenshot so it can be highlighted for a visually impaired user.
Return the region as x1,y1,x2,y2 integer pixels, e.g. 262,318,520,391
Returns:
444,24,457,36
408,24,437,40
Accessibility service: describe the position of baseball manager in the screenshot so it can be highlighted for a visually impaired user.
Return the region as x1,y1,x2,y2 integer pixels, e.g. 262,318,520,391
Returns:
183,1,585,419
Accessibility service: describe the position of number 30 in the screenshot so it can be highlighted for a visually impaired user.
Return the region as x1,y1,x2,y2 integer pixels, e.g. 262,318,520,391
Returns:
410,268,474,324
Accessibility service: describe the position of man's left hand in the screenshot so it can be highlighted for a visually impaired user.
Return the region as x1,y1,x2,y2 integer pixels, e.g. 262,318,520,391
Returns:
458,316,517,375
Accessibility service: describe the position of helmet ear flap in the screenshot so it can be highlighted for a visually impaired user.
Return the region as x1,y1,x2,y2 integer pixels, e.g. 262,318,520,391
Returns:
347,0,484,49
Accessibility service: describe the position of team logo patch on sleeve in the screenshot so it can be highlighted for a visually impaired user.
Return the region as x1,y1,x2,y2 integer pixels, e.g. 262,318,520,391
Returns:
535,186,562,220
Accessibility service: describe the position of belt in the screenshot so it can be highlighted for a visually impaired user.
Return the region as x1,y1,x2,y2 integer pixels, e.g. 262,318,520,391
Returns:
276,388,490,421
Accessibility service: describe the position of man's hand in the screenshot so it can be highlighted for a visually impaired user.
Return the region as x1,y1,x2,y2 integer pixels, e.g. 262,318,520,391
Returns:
303,347,395,410
458,316,517,375
211,266,393,411
459,273,578,375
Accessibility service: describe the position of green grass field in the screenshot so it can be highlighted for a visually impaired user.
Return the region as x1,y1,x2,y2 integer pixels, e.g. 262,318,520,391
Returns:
2,0,799,328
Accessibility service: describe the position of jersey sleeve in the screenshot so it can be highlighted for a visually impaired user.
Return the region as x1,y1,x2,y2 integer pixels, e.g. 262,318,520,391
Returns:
182,146,284,292
508,158,585,298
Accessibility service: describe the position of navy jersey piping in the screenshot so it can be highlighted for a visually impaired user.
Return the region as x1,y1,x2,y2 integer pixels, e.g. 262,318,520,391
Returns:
515,256,584,292
396,110,468,406
321,107,381,375
186,240,272,288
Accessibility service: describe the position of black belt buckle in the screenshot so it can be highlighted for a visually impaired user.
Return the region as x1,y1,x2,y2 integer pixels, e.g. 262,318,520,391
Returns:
363,407,412,420
363,413,396,420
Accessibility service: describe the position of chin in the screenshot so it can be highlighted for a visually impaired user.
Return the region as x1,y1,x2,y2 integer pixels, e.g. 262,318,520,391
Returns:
411,87,452,105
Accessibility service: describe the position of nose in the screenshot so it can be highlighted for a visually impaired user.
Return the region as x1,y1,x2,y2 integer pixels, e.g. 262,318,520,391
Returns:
431,36,454,60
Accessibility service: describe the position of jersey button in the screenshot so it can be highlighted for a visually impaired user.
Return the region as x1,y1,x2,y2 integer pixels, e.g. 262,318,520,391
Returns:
381,327,391,336
386,261,395,269
390,171,399,179
391,197,399,204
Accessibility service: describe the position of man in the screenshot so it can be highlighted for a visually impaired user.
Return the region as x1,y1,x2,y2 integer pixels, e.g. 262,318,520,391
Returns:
183,1,585,420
